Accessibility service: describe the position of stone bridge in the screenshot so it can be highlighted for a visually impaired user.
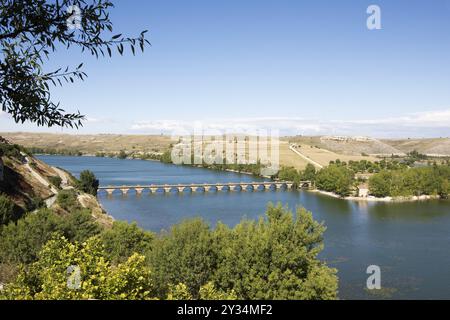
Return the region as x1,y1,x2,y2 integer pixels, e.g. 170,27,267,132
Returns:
97,181,312,196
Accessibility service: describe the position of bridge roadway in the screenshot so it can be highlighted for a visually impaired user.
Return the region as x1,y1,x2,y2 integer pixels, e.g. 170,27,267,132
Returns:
97,181,312,196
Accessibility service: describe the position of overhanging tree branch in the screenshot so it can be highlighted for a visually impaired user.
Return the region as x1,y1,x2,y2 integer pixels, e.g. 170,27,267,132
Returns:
0,0,150,128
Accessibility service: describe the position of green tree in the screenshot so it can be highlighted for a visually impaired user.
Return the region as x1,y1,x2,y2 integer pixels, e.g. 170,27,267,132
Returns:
302,163,317,182
278,166,300,184
1,236,154,300
148,218,216,299
77,170,99,196
0,208,100,264
212,204,338,299
100,221,153,264
315,165,354,197
0,0,149,128
368,170,392,197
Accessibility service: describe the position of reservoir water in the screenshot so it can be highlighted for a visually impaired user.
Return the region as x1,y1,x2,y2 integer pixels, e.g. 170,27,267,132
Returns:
39,155,450,300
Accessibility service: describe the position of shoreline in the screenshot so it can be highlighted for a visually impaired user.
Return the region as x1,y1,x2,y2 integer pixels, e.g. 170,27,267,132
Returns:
310,189,446,203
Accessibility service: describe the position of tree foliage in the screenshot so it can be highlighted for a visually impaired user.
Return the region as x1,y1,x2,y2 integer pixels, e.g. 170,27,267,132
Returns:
100,221,153,264
1,203,338,300
0,0,149,127
0,193,17,225
0,208,100,264
148,204,338,300
149,218,217,299
211,204,337,300
315,164,354,197
0,236,153,300
76,170,99,196
369,165,450,198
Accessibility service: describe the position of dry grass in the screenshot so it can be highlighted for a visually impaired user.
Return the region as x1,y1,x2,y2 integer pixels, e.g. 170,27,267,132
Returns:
1,132,174,155
383,138,450,156
279,141,310,170
292,144,378,167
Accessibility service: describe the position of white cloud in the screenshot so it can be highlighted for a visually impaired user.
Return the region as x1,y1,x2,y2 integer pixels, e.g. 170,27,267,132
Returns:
130,109,450,138
349,110,450,127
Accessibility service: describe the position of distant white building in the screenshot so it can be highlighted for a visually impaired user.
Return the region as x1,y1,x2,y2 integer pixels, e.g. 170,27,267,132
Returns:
358,185,369,198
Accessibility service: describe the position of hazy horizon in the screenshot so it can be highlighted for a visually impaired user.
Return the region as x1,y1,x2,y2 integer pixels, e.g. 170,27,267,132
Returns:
1,0,450,138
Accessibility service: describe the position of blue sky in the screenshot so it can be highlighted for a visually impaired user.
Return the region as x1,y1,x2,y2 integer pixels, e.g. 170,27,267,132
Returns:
1,0,450,137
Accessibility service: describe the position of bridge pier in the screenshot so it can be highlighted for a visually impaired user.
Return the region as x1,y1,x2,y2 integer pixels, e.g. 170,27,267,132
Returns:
135,188,144,195
230,185,240,192
149,187,158,193
120,188,129,195
105,188,115,196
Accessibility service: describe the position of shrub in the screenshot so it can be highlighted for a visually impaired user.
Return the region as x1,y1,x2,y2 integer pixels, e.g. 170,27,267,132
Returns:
100,221,153,264
211,204,338,300
149,204,338,300
56,189,79,211
149,218,215,299
117,150,128,159
48,176,62,188
1,236,153,300
0,208,100,265
0,194,18,225
76,170,99,196
27,196,46,212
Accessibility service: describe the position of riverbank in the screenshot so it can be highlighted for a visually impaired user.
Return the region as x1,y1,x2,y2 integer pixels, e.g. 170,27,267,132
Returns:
310,189,446,202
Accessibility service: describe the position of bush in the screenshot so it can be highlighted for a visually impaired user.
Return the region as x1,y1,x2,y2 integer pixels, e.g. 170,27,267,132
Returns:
27,196,46,212
48,176,62,188
0,208,101,265
100,221,153,264
1,236,153,300
117,150,128,159
149,204,338,300
0,194,17,225
0,143,27,160
211,204,338,300
56,189,79,211
149,218,216,299
77,170,99,196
